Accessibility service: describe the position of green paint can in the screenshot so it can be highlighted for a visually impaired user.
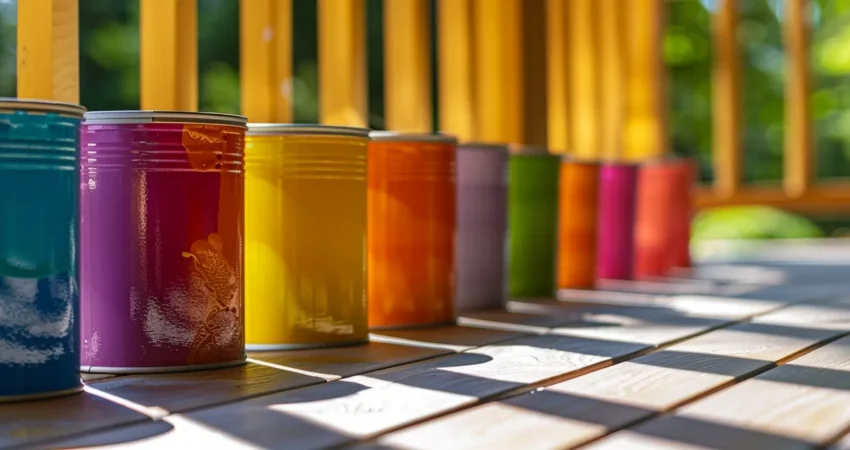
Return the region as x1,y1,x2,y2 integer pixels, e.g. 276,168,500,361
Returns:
507,146,561,298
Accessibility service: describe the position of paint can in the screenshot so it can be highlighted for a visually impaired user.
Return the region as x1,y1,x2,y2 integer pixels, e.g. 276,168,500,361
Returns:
0,98,85,402
368,132,457,328
455,143,508,311
245,124,370,349
596,162,638,281
80,111,247,373
507,146,560,298
635,156,680,279
557,158,600,289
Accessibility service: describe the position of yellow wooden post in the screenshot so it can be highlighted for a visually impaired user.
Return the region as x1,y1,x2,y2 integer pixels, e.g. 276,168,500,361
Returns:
784,0,813,198
240,0,292,123
384,0,432,133
437,0,476,141
713,0,743,197
623,0,666,161
472,0,523,144
17,0,79,103
598,0,628,161
567,0,601,159
140,0,198,111
546,0,570,153
318,0,367,127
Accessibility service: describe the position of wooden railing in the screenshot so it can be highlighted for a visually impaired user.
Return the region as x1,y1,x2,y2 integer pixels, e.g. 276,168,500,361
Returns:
15,0,850,215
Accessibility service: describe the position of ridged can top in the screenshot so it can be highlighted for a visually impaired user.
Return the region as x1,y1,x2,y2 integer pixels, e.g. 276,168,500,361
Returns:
369,131,457,144
84,110,247,127
0,97,86,118
459,142,509,152
247,123,370,137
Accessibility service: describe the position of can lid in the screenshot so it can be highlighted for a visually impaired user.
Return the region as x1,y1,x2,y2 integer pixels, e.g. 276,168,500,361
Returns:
83,110,248,127
508,144,554,155
559,154,601,165
0,98,86,117
369,131,457,143
247,123,370,137
459,142,510,151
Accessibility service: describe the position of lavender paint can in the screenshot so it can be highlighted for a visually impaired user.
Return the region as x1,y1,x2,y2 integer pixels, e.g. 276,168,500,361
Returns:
455,144,508,311
596,162,638,280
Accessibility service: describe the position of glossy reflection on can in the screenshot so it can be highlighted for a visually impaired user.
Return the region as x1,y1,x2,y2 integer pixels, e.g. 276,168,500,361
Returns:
245,125,369,349
0,99,85,402
557,159,599,289
368,132,457,328
456,144,508,311
635,157,680,279
80,111,247,373
596,162,638,281
508,147,560,298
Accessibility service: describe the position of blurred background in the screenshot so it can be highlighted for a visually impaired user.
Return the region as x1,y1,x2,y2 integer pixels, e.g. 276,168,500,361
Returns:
2,0,850,255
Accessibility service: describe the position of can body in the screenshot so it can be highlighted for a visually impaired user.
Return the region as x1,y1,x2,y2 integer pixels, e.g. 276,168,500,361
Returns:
456,144,508,311
245,127,369,349
596,163,638,280
80,113,247,373
557,160,599,289
368,135,456,328
0,100,84,401
672,158,696,268
634,160,679,278
508,150,560,298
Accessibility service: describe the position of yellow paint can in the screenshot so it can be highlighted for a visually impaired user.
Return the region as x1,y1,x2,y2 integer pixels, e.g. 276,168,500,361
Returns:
245,124,370,350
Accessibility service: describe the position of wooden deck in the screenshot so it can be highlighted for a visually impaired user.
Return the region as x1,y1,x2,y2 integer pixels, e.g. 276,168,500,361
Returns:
7,241,850,449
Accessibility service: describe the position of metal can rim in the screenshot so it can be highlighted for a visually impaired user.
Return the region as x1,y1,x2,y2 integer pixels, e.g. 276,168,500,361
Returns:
560,154,601,166
247,123,370,137
368,131,457,143
83,110,248,127
0,97,86,118
508,144,554,155
459,142,510,151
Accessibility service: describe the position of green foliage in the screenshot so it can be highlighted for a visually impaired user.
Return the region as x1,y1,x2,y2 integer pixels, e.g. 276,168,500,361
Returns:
693,206,824,241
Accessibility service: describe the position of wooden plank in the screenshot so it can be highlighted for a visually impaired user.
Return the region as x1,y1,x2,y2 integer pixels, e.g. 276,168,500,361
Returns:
16,0,79,103
248,342,450,380
784,0,813,199
545,0,569,153
591,334,850,450
83,362,326,414
370,325,528,352
437,0,476,141
239,0,292,122
140,0,197,110
567,0,601,159
457,309,583,334
623,0,666,162
318,0,367,127
713,0,743,198
372,301,850,450
85,334,647,450
0,392,149,449
82,373,118,383
472,0,523,144
384,0,432,132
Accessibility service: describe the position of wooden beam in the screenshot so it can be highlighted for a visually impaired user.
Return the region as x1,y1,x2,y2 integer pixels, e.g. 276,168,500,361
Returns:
472,0,523,144
546,0,570,153
599,0,628,161
567,0,601,159
784,0,814,198
384,0,432,133
17,0,79,103
437,0,475,141
318,0,367,127
713,0,743,198
623,0,666,162
521,0,548,147
239,0,292,123
140,0,197,111
695,183,850,216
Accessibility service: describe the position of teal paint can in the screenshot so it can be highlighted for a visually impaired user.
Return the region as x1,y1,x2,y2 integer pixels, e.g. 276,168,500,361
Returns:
507,146,560,298
0,98,85,402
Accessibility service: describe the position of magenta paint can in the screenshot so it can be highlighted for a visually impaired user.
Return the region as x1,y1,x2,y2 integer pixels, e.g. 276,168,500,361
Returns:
79,111,248,374
596,162,638,281
455,144,509,311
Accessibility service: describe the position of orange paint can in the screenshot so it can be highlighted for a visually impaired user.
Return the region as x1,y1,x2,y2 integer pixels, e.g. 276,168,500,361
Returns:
368,132,457,329
556,158,600,289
